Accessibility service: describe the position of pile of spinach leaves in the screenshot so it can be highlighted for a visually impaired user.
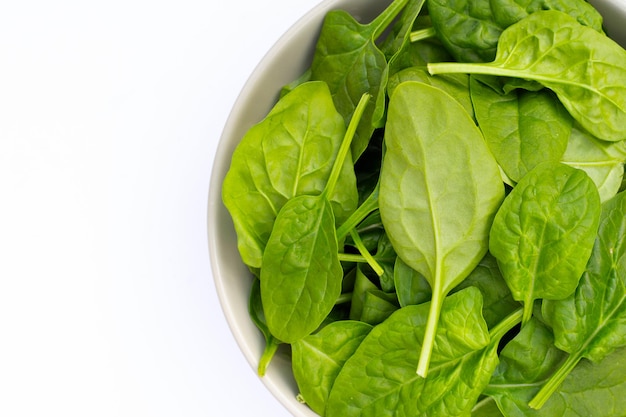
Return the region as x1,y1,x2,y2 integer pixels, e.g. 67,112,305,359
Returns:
222,0,626,415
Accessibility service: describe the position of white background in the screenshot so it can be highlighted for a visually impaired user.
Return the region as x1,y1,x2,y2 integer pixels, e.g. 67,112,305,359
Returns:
0,0,319,415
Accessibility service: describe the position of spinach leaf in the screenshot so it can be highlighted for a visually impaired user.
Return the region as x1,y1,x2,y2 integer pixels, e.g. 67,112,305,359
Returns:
428,11,626,142
349,265,379,322
222,81,357,268
471,397,504,417
388,67,474,118
427,0,604,63
561,124,626,202
489,162,601,326
470,77,572,182
260,94,370,343
394,256,431,307
490,0,604,32
292,320,372,416
531,190,626,408
454,252,521,329
360,289,399,325
380,81,504,376
486,318,626,416
325,287,500,417
311,0,411,160
427,0,503,63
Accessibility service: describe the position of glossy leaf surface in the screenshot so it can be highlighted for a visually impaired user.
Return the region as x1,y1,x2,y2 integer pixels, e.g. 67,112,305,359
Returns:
222,82,356,268
326,288,496,417
489,162,601,324
380,81,503,375
292,321,372,416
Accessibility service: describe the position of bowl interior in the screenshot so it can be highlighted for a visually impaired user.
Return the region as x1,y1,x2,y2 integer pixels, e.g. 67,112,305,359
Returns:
208,0,626,415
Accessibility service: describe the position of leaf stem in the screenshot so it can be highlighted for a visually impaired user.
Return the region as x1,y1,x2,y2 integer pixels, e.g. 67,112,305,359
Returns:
528,351,583,409
489,308,523,342
257,337,280,377
417,285,444,377
324,93,371,198
336,182,379,241
335,291,353,305
410,27,436,43
349,228,385,276
371,0,411,40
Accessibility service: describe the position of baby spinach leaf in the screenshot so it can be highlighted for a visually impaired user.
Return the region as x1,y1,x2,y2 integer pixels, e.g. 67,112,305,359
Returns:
470,77,572,182
260,194,341,342
427,0,503,63
380,0,426,62
311,0,410,160
454,253,521,329
292,320,372,416
427,0,604,64
532,190,626,408
428,11,626,142
349,265,379,322
325,287,498,417
489,162,601,325
388,68,474,118
471,397,504,417
486,318,626,416
561,124,626,202
490,0,604,32
360,289,400,325
222,81,357,268
260,94,371,343
380,81,504,376
394,256,431,307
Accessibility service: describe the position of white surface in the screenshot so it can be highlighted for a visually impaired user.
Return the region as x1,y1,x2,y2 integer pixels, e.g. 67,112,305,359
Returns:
0,1,318,416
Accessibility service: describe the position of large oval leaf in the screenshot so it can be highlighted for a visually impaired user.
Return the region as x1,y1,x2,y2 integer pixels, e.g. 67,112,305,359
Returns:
222,81,356,268
489,162,601,324
260,194,342,343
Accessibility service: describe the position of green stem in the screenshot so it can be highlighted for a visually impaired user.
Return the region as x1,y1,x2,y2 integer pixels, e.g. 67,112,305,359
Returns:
371,0,411,40
490,308,523,342
349,228,385,276
338,253,369,263
257,337,280,377
528,351,583,409
335,292,353,305
522,298,534,327
427,62,594,91
410,27,436,43
324,93,371,198
417,283,444,377
336,182,379,241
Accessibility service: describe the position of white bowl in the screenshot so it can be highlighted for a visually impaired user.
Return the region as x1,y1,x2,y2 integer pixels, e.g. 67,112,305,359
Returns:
208,1,626,415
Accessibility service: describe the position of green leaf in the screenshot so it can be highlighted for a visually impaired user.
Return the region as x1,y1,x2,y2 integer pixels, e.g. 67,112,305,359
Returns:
429,11,626,142
454,252,521,329
326,287,496,417
486,318,626,416
427,0,604,63
531,190,626,408
311,0,411,160
470,77,572,182
394,256,431,307
360,289,399,325
388,68,474,118
222,81,356,268
489,162,601,325
561,124,626,202
380,81,504,376
261,195,342,343
292,321,372,416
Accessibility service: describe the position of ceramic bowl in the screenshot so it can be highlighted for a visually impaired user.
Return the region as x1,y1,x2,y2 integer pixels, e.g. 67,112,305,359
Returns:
208,1,626,415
